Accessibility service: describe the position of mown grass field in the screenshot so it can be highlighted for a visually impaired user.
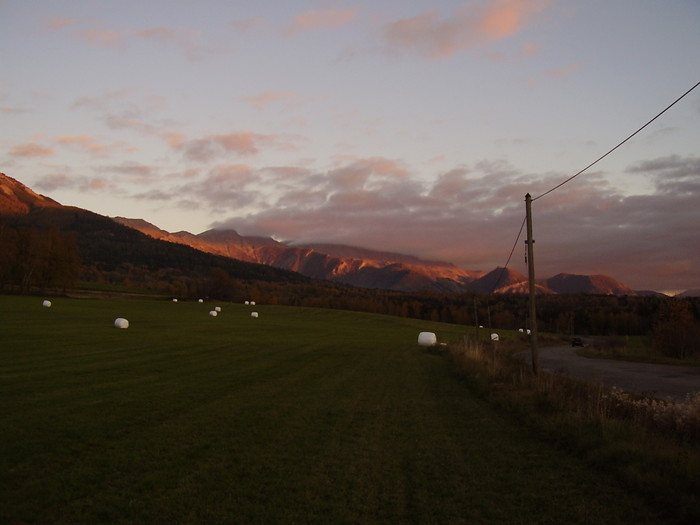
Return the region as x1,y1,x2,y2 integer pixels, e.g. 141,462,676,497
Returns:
0,295,672,524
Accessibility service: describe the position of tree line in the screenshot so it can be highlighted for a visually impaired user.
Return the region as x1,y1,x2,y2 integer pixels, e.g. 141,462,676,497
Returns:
0,221,81,293
2,213,698,357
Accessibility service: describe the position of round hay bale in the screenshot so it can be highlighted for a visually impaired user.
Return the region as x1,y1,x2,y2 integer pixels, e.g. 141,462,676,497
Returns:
198,299,204,303
244,301,250,305
214,306,221,312
42,300,52,308
209,310,218,317
250,301,256,306
172,298,178,302
417,332,437,347
251,311,259,318
114,318,129,329
491,333,499,342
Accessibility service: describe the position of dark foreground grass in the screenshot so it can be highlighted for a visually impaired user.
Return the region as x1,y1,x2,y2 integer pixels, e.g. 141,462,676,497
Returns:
0,295,672,524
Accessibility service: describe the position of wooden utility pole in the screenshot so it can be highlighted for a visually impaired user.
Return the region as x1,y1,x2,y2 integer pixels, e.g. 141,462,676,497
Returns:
525,193,539,374
473,298,479,343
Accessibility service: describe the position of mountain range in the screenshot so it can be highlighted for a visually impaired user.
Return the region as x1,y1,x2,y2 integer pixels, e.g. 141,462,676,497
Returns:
0,172,678,296
110,216,649,295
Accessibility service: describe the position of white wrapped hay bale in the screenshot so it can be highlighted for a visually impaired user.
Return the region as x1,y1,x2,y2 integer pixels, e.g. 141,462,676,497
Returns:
244,301,250,305
198,299,204,303
491,333,499,342
42,300,52,308
417,332,437,347
251,311,259,318
172,298,178,302
114,318,129,329
250,301,256,306
209,310,218,317
215,306,221,312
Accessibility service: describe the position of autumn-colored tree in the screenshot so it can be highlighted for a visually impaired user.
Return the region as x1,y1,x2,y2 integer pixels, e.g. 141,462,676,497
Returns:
0,222,81,292
652,299,700,359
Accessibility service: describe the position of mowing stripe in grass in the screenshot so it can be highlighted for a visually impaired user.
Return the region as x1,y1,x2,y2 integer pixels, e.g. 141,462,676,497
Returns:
1,296,672,524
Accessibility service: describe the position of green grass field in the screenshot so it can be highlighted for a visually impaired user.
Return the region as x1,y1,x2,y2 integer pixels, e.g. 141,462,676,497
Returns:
0,295,672,524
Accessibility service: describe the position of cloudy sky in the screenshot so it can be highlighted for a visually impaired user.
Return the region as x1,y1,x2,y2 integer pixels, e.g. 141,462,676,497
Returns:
2,0,699,293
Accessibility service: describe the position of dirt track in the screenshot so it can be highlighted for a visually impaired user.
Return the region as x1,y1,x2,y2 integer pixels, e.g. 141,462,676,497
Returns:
525,345,700,402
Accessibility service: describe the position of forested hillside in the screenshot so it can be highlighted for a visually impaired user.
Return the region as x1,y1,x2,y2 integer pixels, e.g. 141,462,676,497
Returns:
0,207,310,296
2,190,699,342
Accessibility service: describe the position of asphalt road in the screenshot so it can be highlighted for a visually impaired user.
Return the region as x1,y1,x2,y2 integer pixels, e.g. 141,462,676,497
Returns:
524,345,700,402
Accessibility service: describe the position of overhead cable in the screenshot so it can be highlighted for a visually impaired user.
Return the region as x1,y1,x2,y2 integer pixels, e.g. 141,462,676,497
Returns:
533,79,700,201
489,215,527,294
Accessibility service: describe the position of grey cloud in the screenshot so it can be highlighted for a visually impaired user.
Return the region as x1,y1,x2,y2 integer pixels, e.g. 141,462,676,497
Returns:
133,189,173,201
175,132,297,163
37,175,114,193
34,174,75,191
627,155,700,194
170,164,261,211
207,155,699,291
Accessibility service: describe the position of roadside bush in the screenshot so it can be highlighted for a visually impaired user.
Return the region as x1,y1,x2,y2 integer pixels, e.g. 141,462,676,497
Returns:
603,388,700,443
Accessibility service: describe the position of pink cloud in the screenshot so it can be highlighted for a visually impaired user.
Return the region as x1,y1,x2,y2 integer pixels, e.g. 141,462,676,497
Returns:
54,135,113,154
46,18,211,59
242,91,298,110
166,132,186,148
173,131,301,162
44,17,78,31
214,133,262,155
546,61,584,79
481,0,542,37
382,0,550,59
79,28,126,49
0,105,29,115
136,27,206,60
285,8,357,34
9,142,55,157
231,17,265,34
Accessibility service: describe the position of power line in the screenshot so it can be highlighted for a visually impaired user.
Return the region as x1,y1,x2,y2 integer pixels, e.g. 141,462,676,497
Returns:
533,80,700,201
489,215,526,294
485,80,699,295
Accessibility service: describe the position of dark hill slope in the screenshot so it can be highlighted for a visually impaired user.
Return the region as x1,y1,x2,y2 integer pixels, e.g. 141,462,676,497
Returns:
3,205,309,285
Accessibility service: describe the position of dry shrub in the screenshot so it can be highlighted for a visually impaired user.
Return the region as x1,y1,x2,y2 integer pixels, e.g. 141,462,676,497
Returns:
603,388,700,443
446,339,700,443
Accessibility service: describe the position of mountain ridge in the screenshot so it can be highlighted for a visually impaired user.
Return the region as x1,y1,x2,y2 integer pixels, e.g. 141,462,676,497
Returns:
114,216,481,292
113,216,646,295
0,173,62,214
0,172,669,295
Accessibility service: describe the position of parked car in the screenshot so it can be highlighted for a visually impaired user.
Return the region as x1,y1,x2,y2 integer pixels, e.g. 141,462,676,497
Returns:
571,337,584,347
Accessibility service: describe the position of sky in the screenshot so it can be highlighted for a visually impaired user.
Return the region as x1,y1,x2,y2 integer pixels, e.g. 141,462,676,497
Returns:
1,0,699,294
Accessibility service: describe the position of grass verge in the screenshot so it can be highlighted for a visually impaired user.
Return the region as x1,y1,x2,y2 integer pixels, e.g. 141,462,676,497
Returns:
446,337,700,525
